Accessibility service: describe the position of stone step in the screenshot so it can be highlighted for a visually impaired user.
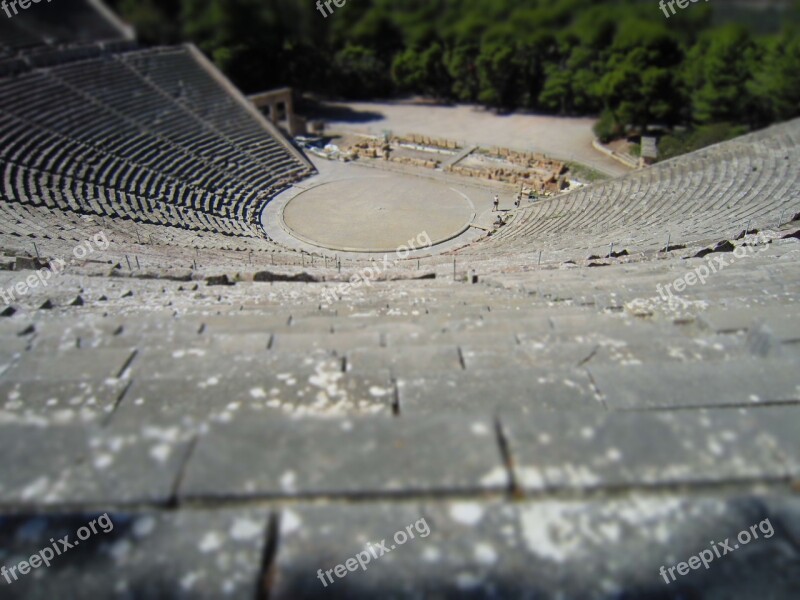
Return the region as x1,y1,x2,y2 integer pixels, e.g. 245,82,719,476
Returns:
589,359,800,410
501,405,800,492
347,345,463,377
398,367,601,415
0,379,127,425
0,510,268,598
179,413,506,500
114,371,395,427
271,494,800,598
0,347,136,382
128,347,343,381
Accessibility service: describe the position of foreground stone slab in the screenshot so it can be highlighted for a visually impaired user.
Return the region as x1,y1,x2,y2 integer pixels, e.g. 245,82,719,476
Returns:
501,408,790,492
398,367,600,415
590,360,800,409
0,424,90,506
1,348,136,382
114,370,394,428
0,379,127,425
0,509,269,599
128,347,342,381
180,414,507,500
59,417,196,505
0,416,194,507
347,346,463,377
270,494,800,598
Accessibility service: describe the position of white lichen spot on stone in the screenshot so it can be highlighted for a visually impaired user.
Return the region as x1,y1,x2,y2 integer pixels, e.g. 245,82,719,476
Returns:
471,422,490,436
281,509,302,536
455,572,481,590
480,467,508,488
149,444,171,463
473,542,498,565
94,453,114,469
110,539,133,562
180,571,202,591
421,546,441,562
449,503,485,526
21,476,50,501
517,467,546,489
230,518,262,541
132,516,157,538
280,471,297,493
198,531,223,553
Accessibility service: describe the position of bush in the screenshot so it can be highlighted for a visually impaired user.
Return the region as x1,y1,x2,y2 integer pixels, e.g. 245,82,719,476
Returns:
593,110,622,143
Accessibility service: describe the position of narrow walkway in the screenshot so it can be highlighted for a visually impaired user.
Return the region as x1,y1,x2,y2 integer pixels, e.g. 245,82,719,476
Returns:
444,144,478,168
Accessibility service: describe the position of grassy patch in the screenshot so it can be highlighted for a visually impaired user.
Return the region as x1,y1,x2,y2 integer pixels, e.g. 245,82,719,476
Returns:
566,162,609,183
657,123,749,162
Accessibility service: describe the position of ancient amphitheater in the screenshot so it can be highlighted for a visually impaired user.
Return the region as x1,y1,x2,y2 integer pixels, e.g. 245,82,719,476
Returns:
1,1,799,598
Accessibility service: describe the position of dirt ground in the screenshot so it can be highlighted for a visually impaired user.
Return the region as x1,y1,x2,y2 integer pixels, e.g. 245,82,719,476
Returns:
315,99,632,177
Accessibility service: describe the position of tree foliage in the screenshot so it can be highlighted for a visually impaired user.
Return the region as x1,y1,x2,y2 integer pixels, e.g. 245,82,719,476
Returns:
107,0,800,134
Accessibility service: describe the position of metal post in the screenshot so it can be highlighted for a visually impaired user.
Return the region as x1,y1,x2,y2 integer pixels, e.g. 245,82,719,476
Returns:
33,243,40,260
665,233,670,253
192,259,197,270
538,250,542,265
453,258,456,281
779,209,785,228
135,256,140,269
125,255,132,271
417,259,420,270
609,242,614,258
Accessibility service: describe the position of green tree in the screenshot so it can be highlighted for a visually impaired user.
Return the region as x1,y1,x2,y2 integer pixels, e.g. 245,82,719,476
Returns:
477,43,519,109
333,46,393,99
392,43,450,99
749,28,800,122
445,43,481,102
106,0,799,133
596,19,684,130
689,25,757,125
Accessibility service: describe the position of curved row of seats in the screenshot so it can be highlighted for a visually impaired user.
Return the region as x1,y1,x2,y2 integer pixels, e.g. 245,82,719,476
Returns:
0,0,125,60
461,119,800,262
0,200,318,275
0,45,312,245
